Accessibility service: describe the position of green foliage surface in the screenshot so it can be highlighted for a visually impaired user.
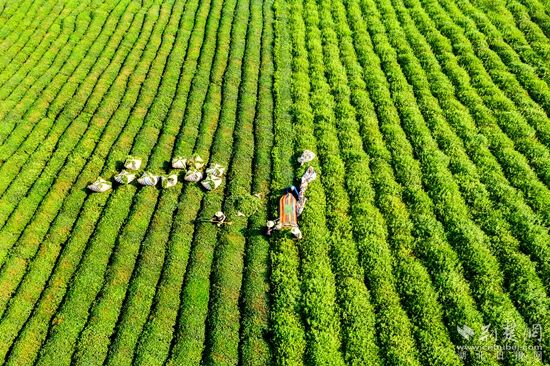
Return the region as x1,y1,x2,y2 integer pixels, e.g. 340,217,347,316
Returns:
0,0,548,364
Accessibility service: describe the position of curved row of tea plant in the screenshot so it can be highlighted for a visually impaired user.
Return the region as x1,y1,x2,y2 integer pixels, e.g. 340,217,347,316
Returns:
0,0,549,363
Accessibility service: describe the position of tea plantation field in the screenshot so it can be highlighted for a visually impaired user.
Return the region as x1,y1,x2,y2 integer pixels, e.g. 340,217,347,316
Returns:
0,0,549,364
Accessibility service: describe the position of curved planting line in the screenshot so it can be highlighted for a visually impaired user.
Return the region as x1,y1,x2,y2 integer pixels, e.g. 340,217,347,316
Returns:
199,0,262,363
267,0,305,364
464,0,550,87
0,0,123,150
0,0,98,146
506,0,550,55
163,1,249,364
69,0,213,360
0,1,100,161
358,0,545,363
388,0,550,295
194,1,251,358
336,1,470,365
0,0,150,324
461,0,550,91
336,1,502,364
0,0,546,363
347,2,483,366
163,0,250,363
99,0,214,362
237,0,273,363
0,0,108,100
306,0,417,364
0,0,133,221
282,1,347,364
334,3,502,363
400,0,550,229
0,0,27,20
0,0,53,70
130,0,229,363
0,0,44,35
163,0,239,162
0,40,148,321
0,0,48,46
270,0,295,194
0,0,157,350
0,3,164,364
390,0,550,281
0,0,142,270
70,1,210,363
0,0,119,156
67,0,213,365
0,0,131,191
0,0,66,80
374,0,550,352
31,1,188,364
516,0,550,35
439,0,550,130
0,0,75,97
315,0,465,364
427,0,550,162
412,0,550,189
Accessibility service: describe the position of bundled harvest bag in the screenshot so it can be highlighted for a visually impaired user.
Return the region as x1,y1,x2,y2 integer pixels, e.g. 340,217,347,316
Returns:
297,196,307,216
297,150,315,166
201,175,222,190
184,169,203,182
297,167,316,215
301,166,317,185
114,170,136,184
171,156,187,169
88,177,112,192
138,172,159,186
188,154,205,170
161,174,178,188
205,163,225,177
124,155,142,170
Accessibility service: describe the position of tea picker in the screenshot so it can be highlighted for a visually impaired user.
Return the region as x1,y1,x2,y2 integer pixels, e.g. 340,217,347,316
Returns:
266,150,317,239
266,184,303,239
196,211,233,227
211,211,229,226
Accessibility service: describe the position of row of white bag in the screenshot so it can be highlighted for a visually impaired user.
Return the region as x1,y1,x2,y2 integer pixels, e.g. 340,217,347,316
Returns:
88,155,224,192
88,169,224,192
